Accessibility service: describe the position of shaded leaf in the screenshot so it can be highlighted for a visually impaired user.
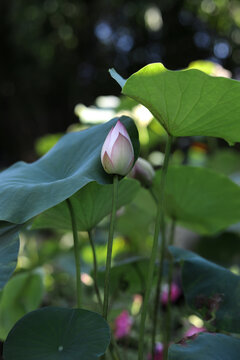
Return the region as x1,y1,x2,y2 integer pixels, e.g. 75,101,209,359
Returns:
112,63,240,143
97,257,157,294
169,332,240,360
154,165,240,234
195,232,240,267
0,222,20,290
169,246,240,333
116,187,156,247
0,116,139,224
3,307,110,360
32,179,140,231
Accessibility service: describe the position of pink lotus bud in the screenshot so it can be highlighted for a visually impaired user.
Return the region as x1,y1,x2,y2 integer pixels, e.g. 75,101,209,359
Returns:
147,342,163,360
114,310,133,339
160,282,181,305
184,326,206,338
101,120,134,176
129,157,155,187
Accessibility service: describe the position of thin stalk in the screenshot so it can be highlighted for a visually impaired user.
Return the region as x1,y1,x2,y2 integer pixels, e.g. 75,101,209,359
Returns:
88,231,121,360
102,174,119,320
66,198,81,308
138,135,173,360
151,136,173,359
164,219,176,359
88,230,103,308
110,336,122,360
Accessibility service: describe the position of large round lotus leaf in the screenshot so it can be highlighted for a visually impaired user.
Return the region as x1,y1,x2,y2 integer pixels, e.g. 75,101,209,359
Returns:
169,246,240,333
0,222,20,290
0,116,139,224
32,179,140,231
153,165,240,234
110,64,240,144
169,333,240,360
3,307,110,360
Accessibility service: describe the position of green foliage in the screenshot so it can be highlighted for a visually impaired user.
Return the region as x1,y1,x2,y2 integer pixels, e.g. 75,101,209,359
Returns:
3,307,110,360
32,179,140,231
169,332,240,360
205,149,240,175
0,270,44,340
154,165,240,234
35,133,63,157
111,63,240,144
195,232,240,267
116,187,156,248
0,116,139,224
0,222,20,290
97,257,156,294
170,246,240,333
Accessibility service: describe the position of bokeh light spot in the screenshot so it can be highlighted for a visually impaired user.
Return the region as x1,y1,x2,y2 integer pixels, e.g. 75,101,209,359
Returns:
144,6,163,31
214,40,231,59
194,31,211,48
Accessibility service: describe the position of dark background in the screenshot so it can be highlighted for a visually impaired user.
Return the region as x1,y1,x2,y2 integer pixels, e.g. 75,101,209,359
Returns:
0,0,239,165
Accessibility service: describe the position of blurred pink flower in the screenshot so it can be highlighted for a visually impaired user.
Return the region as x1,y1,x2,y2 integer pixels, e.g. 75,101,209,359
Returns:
184,325,206,337
160,283,181,305
147,342,163,360
114,310,133,339
129,157,155,187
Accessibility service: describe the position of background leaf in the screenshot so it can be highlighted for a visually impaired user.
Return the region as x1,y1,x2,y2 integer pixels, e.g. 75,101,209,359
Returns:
0,116,139,224
205,149,240,175
0,222,20,290
153,165,240,234
32,179,140,231
97,257,156,294
120,63,240,143
194,232,240,267
0,270,44,340
169,246,240,333
116,187,156,249
169,332,240,360
3,307,110,360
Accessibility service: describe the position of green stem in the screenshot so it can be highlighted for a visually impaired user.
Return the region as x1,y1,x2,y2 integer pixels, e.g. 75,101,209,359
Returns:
139,135,173,360
151,136,173,358
66,198,81,308
88,230,103,308
102,174,119,320
164,219,176,359
88,233,122,360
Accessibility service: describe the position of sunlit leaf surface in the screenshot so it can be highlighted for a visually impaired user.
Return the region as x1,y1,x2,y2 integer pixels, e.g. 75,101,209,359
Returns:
154,166,240,234
112,63,240,143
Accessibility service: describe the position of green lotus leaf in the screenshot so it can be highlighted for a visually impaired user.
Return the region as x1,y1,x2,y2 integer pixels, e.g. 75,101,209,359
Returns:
169,246,240,333
110,63,240,144
32,179,140,231
169,332,240,360
0,116,139,224
3,307,110,360
153,165,240,234
0,222,20,290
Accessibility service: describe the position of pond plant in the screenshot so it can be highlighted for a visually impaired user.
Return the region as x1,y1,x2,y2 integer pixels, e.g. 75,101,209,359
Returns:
1,63,240,359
